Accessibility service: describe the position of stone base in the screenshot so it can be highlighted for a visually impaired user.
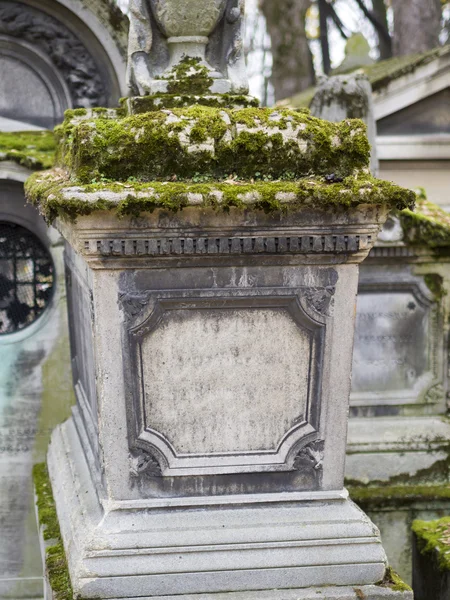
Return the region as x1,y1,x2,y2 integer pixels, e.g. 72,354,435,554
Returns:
46,417,392,599
346,416,450,483
42,586,412,600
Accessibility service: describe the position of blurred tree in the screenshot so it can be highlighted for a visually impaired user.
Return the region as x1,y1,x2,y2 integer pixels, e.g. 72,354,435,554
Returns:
391,0,442,55
259,0,315,101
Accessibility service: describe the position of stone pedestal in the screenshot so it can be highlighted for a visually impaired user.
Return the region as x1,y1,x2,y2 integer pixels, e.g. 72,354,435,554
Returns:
28,20,414,591
36,197,409,598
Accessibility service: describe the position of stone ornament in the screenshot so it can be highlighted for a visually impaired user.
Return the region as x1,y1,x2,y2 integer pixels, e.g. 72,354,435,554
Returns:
127,0,248,95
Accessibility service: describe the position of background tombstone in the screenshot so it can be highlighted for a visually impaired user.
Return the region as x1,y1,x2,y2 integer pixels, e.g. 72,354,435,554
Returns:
348,198,450,584
311,76,450,584
0,2,128,597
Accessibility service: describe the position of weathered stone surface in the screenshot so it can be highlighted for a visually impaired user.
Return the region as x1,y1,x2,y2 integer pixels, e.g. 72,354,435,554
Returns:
310,73,379,175
0,0,127,127
127,0,248,95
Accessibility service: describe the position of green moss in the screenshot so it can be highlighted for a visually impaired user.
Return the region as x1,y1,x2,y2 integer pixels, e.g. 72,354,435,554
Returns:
156,57,215,95
0,131,56,170
26,168,415,224
123,93,260,113
349,484,450,510
33,463,74,600
424,273,447,300
400,192,450,248
412,517,450,571
380,567,412,592
55,106,374,184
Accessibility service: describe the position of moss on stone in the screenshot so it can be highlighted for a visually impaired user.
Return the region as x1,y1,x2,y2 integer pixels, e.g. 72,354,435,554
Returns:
33,463,74,600
412,517,450,571
400,192,450,248
0,131,56,170
25,168,415,224
280,45,450,109
56,105,374,184
424,273,447,300
79,0,129,57
349,484,450,510
123,93,260,114
156,57,215,95
380,567,413,592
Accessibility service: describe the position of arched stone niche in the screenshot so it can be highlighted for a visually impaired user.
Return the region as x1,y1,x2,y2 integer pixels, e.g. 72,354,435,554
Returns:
0,0,128,128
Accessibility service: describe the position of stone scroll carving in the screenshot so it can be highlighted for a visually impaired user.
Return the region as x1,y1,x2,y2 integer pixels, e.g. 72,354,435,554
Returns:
293,440,325,487
0,1,106,107
130,449,163,477
293,440,325,472
127,0,248,95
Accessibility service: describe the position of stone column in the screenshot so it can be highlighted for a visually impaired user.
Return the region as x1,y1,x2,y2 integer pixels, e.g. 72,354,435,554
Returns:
28,3,415,598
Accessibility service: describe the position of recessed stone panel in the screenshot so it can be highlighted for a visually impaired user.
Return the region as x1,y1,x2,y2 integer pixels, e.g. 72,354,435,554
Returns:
141,308,311,455
351,281,441,408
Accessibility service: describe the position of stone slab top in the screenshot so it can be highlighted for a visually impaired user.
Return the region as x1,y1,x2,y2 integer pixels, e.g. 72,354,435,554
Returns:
25,168,415,224
23,103,415,222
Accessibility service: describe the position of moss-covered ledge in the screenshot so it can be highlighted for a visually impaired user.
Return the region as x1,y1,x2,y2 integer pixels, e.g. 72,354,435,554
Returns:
400,192,450,248
0,131,56,171
25,168,415,223
413,517,450,571
33,463,74,600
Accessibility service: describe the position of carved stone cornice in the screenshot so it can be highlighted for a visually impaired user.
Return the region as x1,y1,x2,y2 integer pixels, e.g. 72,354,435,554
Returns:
80,233,374,261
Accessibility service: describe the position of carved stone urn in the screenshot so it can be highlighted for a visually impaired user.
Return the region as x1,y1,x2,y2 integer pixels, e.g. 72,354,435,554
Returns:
151,0,226,65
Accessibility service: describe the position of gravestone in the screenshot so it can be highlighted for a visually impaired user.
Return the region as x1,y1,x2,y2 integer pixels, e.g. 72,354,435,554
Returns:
30,2,414,598
347,205,450,583
311,76,450,583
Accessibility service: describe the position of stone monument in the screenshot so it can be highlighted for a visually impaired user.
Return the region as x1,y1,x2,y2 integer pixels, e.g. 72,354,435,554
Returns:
30,2,415,598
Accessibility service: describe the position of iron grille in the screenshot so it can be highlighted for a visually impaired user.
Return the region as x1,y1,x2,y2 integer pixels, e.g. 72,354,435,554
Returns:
0,222,54,335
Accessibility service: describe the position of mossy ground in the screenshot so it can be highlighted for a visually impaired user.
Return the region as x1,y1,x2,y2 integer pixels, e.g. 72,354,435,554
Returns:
33,463,74,600
412,517,450,571
25,169,415,223
0,131,56,170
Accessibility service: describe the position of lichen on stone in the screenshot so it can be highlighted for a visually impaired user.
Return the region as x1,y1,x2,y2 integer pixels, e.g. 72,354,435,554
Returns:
412,517,450,571
33,463,74,600
0,131,56,170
